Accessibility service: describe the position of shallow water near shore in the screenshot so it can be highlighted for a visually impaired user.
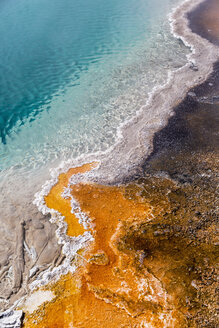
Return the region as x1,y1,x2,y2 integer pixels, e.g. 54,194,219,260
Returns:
0,0,188,171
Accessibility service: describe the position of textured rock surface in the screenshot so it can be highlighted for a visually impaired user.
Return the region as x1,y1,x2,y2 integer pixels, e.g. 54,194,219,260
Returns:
0,200,62,311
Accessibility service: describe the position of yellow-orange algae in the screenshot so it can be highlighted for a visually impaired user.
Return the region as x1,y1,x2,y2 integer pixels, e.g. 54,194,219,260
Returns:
70,182,187,326
23,169,217,327
71,183,153,296
45,162,98,237
23,180,187,327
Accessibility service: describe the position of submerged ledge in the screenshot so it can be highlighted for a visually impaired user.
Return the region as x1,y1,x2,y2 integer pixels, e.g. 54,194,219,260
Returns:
1,0,218,327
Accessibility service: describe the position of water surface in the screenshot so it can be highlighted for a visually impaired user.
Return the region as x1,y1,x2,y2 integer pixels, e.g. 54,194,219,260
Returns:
0,0,188,171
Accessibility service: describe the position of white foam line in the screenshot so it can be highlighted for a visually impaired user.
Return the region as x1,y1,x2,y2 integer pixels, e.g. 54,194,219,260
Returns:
31,162,101,290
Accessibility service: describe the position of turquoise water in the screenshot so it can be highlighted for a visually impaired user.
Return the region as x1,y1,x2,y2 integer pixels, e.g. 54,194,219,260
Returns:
0,0,188,170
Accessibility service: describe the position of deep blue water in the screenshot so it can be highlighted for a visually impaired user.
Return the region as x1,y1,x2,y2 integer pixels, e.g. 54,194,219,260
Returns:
0,0,187,169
